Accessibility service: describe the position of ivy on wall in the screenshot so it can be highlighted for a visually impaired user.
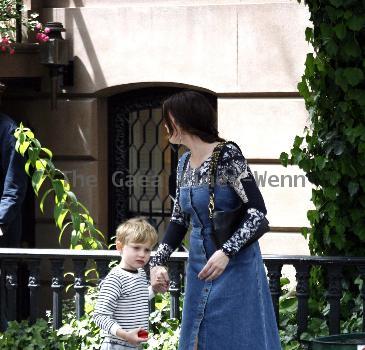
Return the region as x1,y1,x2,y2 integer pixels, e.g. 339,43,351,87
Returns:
281,0,365,256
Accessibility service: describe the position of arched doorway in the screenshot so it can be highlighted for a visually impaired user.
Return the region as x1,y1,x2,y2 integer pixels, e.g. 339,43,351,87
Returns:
108,87,216,239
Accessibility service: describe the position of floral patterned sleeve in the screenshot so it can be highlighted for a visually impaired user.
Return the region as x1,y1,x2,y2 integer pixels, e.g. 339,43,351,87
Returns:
219,143,267,257
150,153,190,267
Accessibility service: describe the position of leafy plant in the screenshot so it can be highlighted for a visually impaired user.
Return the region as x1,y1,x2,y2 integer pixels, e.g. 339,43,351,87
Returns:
0,314,102,350
144,293,181,350
14,123,105,249
0,289,182,350
278,277,363,350
0,319,60,350
280,0,365,338
0,0,48,54
281,0,365,257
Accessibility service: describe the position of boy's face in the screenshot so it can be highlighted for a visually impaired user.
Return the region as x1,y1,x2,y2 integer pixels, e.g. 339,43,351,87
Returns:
117,240,152,271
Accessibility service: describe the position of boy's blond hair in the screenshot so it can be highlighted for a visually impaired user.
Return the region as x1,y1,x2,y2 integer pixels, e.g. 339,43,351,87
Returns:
116,217,158,248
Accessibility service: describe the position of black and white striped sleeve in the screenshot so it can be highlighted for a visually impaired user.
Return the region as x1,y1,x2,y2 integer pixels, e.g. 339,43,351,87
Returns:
220,144,267,257
93,272,123,336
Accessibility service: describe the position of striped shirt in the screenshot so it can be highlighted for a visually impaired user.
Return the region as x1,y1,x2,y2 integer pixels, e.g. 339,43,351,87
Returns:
93,265,153,346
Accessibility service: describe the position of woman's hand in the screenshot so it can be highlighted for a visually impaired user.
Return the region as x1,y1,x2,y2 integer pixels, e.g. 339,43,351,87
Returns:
150,266,170,293
198,250,229,281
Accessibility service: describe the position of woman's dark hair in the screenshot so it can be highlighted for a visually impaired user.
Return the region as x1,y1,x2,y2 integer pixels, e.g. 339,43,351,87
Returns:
162,90,225,143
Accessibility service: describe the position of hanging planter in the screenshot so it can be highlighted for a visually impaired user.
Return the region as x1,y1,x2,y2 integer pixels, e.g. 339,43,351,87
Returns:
0,1,47,80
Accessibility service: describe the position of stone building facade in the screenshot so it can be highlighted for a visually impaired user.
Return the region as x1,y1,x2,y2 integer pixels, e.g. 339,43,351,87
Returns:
1,0,312,256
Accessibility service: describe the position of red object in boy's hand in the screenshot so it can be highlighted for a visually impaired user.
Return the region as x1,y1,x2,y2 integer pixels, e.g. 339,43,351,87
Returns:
138,329,149,339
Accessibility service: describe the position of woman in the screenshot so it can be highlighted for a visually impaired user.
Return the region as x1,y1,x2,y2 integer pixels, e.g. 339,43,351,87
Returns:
150,91,281,350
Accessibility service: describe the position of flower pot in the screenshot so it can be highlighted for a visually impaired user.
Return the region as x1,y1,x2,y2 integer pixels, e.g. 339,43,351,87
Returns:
311,333,365,350
0,43,42,79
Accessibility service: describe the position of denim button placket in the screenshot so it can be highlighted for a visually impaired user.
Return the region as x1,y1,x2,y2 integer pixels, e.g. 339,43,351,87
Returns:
176,153,281,350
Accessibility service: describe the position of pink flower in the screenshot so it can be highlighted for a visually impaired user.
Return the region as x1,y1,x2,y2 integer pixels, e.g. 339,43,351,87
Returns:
35,23,42,31
1,37,9,45
36,33,42,41
9,48,15,55
1,46,6,52
44,27,51,34
43,35,49,42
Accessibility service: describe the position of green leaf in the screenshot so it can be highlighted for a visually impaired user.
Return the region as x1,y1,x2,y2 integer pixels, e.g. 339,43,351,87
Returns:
329,171,341,185
343,68,364,87
71,213,81,231
18,141,30,156
348,182,359,196
70,229,80,247
307,210,319,224
54,202,63,222
81,213,94,225
27,146,39,166
294,136,304,148
77,202,90,215
280,152,289,167
332,232,345,250
334,23,346,39
305,27,313,42
301,227,309,239
338,102,348,112
305,53,315,75
343,39,361,58
326,5,339,21
32,138,42,149
297,78,311,99
54,202,68,229
52,179,65,202
24,159,32,176
41,147,53,159
59,222,73,245
19,132,25,144
24,129,34,139
39,188,54,213
344,10,352,20
35,159,46,171
315,156,326,170
323,187,337,200
333,141,345,155
57,209,68,229
32,170,46,195
348,89,365,106
66,191,78,203
326,39,338,56
316,57,326,72
335,68,348,91
358,142,365,154
329,0,343,8
53,168,65,180
347,15,365,31
43,158,55,173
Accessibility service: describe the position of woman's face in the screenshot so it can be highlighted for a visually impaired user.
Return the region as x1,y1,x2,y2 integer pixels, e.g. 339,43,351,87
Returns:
164,112,183,144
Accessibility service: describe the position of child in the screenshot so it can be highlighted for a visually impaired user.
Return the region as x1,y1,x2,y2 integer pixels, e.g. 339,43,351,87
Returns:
93,217,159,350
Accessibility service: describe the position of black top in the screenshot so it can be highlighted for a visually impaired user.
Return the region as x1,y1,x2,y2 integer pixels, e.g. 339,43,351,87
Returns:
150,143,267,266
0,113,28,246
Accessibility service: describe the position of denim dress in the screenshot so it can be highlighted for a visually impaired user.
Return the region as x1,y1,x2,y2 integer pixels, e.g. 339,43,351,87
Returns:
177,153,281,350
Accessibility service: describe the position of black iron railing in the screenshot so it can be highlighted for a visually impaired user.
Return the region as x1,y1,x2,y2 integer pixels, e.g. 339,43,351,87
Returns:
1,249,365,338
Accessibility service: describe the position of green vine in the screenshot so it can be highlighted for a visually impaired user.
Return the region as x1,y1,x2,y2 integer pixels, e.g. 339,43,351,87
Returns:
281,0,365,256
14,123,105,250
